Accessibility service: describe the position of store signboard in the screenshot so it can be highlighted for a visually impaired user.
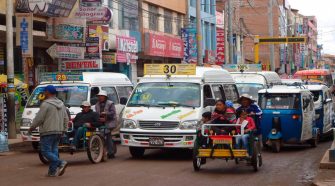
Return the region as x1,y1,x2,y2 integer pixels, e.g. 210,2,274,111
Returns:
46,18,86,43
144,32,183,58
16,0,77,17
216,28,225,64
102,53,116,64
88,25,109,51
47,44,85,59
63,59,102,70
181,28,197,63
16,13,33,57
116,35,138,63
75,6,112,25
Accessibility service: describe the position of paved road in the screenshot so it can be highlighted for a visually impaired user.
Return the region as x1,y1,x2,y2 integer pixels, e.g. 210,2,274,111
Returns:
0,141,331,186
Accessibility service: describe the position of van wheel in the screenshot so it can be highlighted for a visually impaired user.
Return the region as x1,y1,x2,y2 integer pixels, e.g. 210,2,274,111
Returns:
129,147,145,158
271,140,281,153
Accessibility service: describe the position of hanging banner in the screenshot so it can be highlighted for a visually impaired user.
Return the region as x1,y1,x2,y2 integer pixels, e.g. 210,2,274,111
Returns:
0,93,8,153
75,6,112,25
46,18,86,43
216,28,225,65
63,59,102,71
16,13,33,57
16,0,77,17
181,28,197,63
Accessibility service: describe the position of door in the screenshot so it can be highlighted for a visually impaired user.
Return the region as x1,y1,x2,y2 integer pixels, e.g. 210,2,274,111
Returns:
323,90,332,133
301,94,313,141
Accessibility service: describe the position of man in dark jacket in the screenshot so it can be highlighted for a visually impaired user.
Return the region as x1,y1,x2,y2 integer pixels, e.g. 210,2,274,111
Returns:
71,101,100,150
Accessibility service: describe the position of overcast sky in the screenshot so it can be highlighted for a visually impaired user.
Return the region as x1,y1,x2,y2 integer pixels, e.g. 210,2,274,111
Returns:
289,0,335,55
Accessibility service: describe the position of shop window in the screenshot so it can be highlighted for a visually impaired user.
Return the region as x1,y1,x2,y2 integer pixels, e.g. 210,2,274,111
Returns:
149,4,159,31
164,9,173,34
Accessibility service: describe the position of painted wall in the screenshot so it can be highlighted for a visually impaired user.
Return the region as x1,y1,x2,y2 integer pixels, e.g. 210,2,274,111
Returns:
144,0,186,14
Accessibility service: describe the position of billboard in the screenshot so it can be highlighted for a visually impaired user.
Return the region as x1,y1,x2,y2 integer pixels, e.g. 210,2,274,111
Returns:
181,28,197,63
46,18,86,43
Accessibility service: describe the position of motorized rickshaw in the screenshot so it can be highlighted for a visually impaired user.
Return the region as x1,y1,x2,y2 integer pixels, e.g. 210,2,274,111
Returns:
258,85,319,153
36,122,117,164
193,123,262,172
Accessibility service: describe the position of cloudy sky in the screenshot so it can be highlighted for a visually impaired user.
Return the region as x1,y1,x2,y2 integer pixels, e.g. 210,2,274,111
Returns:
289,0,335,55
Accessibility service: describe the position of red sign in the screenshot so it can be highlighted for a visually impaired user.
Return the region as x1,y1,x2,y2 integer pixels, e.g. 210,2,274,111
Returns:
63,59,102,70
204,50,216,64
116,35,138,63
145,32,183,58
216,28,225,65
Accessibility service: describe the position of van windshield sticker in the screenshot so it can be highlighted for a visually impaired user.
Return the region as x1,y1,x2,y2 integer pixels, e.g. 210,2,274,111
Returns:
160,110,181,119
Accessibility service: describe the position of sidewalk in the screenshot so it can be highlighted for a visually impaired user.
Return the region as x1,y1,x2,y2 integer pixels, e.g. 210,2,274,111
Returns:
0,134,30,155
313,140,335,186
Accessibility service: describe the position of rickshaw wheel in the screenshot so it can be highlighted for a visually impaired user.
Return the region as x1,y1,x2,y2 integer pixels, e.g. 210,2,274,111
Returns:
271,140,281,153
193,157,202,171
87,135,104,164
251,142,260,172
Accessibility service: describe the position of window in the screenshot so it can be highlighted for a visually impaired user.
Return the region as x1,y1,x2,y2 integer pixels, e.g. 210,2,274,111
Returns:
259,94,300,110
116,86,133,99
212,85,224,100
190,0,196,7
118,0,139,31
203,85,213,99
223,84,239,103
201,0,205,11
101,87,119,104
164,9,172,34
210,0,215,15
176,14,182,36
149,5,159,31
204,0,209,13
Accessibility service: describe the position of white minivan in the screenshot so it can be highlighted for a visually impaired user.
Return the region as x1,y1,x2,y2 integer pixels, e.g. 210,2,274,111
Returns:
120,67,239,158
20,72,133,149
230,71,282,102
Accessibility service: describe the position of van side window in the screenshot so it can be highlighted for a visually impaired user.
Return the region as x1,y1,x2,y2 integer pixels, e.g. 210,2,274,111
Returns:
101,87,119,104
223,84,239,103
212,84,225,100
204,85,213,99
116,86,133,99
90,87,100,105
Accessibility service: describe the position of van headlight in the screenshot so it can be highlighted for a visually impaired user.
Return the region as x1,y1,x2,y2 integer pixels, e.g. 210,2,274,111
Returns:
180,120,199,130
21,118,32,127
122,119,137,129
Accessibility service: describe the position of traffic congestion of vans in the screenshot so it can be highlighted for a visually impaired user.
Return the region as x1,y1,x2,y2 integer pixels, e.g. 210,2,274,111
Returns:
20,64,335,172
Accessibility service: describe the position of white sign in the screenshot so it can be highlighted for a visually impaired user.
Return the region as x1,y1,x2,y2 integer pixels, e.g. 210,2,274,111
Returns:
63,59,102,70
74,6,112,25
28,0,52,13
47,44,85,59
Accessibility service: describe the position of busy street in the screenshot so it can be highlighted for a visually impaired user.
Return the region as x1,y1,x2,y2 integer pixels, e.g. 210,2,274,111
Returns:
0,140,332,186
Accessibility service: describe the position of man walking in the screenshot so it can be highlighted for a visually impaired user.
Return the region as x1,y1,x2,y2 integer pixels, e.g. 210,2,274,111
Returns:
95,90,116,159
29,85,69,177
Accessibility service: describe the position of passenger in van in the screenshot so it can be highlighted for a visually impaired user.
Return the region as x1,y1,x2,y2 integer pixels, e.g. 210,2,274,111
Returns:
71,101,101,150
234,109,256,154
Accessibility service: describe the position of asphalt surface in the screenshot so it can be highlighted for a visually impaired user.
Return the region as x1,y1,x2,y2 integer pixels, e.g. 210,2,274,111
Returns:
0,140,331,186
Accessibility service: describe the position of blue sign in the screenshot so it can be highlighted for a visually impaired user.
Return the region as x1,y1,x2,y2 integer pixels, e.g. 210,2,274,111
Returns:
182,28,197,63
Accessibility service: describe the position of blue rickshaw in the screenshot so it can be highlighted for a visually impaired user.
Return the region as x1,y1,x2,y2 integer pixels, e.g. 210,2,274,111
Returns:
258,86,319,153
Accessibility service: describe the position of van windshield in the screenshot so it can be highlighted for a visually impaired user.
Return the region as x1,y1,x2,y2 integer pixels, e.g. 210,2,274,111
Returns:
259,93,300,110
236,83,264,101
128,82,201,108
27,85,89,108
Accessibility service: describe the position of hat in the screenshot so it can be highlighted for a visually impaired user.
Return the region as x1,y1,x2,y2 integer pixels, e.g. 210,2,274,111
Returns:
97,90,108,97
226,108,235,114
225,100,234,108
81,101,91,107
44,85,57,95
238,94,255,103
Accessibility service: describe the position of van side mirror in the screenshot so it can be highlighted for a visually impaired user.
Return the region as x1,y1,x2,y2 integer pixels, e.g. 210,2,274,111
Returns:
120,97,128,105
204,98,216,107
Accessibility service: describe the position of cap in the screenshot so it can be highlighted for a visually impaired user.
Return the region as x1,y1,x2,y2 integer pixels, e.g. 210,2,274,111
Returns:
226,108,235,114
238,94,255,103
97,90,108,97
44,85,57,95
81,101,91,107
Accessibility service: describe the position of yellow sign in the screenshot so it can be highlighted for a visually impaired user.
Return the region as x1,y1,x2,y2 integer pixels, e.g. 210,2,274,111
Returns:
144,64,196,75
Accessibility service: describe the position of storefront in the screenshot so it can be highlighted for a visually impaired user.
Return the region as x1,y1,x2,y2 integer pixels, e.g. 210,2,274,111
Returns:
137,31,184,77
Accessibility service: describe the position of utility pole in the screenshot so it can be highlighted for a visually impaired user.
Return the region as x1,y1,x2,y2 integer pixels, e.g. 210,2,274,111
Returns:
224,0,229,64
228,0,234,64
268,0,275,71
6,0,16,139
196,0,203,66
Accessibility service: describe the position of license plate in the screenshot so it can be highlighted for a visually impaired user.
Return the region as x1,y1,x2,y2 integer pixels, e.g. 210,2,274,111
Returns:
149,137,164,146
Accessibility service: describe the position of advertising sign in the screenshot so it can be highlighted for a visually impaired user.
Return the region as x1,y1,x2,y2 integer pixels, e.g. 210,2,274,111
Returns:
204,50,216,64
144,64,196,75
75,6,112,25
16,13,33,57
63,59,102,71
88,25,109,51
16,0,77,17
39,72,84,82
47,44,85,59
102,53,116,64
216,28,225,64
145,32,184,58
216,11,224,29
46,18,86,43
116,35,138,63
223,64,262,72
181,28,197,63
85,37,101,59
